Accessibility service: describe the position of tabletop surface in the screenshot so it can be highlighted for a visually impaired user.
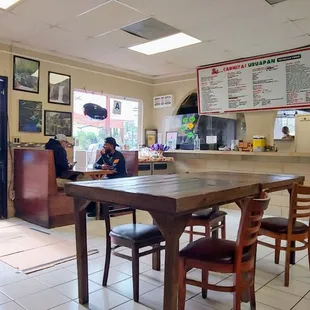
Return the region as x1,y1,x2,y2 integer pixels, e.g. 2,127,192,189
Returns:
73,167,113,174
65,172,304,215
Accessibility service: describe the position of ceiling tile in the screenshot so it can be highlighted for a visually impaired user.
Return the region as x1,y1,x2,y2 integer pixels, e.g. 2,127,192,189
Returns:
0,12,49,42
294,18,310,34
272,0,310,20
10,0,111,25
21,27,88,52
58,1,146,37
96,30,147,47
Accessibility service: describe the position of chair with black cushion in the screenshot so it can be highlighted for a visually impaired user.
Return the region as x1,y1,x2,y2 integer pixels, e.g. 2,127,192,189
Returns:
101,206,165,302
178,192,270,310
184,208,227,242
258,183,310,287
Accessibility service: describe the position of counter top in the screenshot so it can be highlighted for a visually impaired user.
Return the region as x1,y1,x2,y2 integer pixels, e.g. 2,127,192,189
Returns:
164,150,310,158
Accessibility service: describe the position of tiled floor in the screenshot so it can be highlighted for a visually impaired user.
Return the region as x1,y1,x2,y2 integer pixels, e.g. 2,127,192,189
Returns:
0,210,309,310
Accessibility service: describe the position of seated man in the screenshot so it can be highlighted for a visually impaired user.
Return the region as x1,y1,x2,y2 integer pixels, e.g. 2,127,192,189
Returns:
45,134,79,188
93,137,127,178
88,137,126,217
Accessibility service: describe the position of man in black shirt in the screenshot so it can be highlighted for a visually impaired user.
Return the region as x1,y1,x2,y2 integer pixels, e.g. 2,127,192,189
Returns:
93,137,127,178
88,137,126,217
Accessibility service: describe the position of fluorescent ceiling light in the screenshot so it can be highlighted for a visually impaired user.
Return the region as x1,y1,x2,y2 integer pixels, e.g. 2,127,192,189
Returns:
129,32,201,55
0,0,22,9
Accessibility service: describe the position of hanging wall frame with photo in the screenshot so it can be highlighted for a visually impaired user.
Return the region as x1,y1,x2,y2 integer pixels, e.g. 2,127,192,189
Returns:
19,100,42,133
44,110,72,137
13,56,40,93
48,71,71,105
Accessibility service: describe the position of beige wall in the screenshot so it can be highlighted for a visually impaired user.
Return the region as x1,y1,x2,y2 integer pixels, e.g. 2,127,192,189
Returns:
0,44,154,144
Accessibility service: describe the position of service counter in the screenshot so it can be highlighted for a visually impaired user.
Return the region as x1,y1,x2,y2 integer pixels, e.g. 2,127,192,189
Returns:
164,150,310,217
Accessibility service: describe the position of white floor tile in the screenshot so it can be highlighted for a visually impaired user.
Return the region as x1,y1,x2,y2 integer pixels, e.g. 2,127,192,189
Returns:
193,289,233,310
89,269,131,286
267,276,310,297
292,299,310,310
139,269,165,286
35,268,77,287
288,265,310,284
256,287,301,310
15,288,70,310
0,278,48,300
112,300,152,310
138,287,163,310
0,292,11,306
0,302,25,310
50,300,88,309
0,270,28,287
85,288,129,310
109,278,157,299
54,279,102,299
185,300,215,310
112,262,152,276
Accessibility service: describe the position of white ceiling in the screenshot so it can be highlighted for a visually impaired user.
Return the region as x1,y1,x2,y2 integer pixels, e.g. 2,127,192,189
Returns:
0,0,310,78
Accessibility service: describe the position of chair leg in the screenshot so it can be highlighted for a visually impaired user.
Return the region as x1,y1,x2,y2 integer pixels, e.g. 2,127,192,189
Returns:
205,223,210,238
132,209,137,224
275,239,280,264
178,258,186,310
202,269,209,299
152,244,161,271
221,217,226,239
249,269,256,310
189,224,194,243
102,206,111,286
132,246,140,302
284,241,291,287
308,232,310,270
233,274,242,310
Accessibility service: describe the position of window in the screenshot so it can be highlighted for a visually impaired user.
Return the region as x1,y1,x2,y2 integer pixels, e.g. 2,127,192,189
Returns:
73,90,141,157
274,110,310,140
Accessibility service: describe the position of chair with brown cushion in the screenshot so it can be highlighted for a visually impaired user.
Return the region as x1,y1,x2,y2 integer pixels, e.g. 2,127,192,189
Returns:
258,183,310,287
178,192,270,310
184,208,227,242
101,206,165,302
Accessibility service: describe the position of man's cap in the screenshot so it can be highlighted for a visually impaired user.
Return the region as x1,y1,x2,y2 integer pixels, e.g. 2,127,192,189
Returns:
105,137,119,147
55,134,68,142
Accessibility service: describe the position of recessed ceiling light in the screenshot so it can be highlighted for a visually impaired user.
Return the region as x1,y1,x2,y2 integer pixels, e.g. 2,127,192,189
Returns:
129,32,201,55
0,0,22,10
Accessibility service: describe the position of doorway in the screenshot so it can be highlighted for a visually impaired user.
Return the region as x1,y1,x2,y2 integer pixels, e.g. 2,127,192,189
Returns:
0,76,8,218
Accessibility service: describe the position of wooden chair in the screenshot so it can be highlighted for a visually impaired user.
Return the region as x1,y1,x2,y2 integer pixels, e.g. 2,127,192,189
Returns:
258,183,310,287
184,208,227,242
178,192,270,310
101,206,165,302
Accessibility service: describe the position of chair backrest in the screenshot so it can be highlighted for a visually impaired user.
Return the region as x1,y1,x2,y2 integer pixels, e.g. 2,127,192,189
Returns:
235,191,270,269
288,183,310,232
122,151,138,177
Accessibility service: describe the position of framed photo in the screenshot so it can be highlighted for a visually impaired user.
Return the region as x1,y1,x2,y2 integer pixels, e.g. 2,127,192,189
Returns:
19,100,42,133
44,110,72,136
48,71,71,105
13,56,40,93
145,129,157,147
166,131,178,150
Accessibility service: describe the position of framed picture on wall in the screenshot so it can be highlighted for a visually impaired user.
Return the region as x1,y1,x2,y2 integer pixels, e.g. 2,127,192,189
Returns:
13,56,40,93
48,71,71,105
145,129,157,147
44,110,72,136
19,100,42,133
166,131,178,150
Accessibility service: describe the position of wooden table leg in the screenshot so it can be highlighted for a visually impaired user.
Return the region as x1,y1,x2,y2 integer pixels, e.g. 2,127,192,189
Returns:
211,205,220,238
74,198,90,304
151,212,189,310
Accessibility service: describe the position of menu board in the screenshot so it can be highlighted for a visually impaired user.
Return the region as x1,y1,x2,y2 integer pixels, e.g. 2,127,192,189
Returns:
197,47,310,114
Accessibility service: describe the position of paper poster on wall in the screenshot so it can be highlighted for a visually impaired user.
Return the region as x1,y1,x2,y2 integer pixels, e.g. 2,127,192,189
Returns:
113,100,122,114
154,95,173,108
197,46,310,114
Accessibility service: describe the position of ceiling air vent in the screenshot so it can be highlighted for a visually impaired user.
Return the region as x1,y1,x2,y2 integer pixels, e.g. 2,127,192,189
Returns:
121,18,179,41
265,0,288,5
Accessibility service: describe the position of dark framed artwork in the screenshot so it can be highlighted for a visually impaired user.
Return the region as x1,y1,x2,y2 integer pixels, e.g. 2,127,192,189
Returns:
13,56,40,93
19,100,42,133
145,129,157,147
44,110,72,136
48,71,71,105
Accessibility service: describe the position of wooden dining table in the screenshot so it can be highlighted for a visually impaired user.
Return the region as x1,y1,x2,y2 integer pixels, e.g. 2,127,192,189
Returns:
65,171,304,310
